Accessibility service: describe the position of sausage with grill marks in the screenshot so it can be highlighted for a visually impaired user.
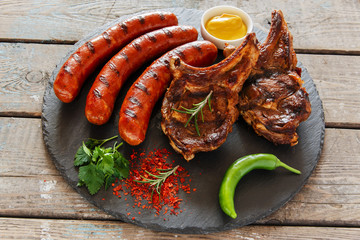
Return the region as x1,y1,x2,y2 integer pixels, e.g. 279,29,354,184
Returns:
85,25,198,125
53,12,178,103
119,41,218,145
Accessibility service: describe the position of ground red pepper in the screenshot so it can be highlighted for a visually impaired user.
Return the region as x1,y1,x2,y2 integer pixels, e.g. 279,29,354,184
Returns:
113,148,192,216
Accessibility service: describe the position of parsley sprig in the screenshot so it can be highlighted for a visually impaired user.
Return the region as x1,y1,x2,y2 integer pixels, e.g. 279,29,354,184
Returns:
74,136,129,195
172,90,213,136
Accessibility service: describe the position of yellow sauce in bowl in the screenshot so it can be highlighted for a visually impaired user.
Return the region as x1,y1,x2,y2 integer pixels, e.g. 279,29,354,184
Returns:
205,13,247,40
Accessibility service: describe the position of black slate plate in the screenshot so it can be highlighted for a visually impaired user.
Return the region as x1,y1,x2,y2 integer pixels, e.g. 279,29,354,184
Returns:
42,8,325,234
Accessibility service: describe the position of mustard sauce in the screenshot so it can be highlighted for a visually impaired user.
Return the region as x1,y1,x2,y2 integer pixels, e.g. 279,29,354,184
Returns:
205,13,247,40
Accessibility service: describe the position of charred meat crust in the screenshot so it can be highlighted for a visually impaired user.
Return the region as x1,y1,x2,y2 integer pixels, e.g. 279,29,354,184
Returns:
161,33,260,161
239,10,311,146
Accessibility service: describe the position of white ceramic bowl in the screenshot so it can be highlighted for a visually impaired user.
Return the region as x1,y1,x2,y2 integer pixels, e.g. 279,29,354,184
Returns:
201,5,253,50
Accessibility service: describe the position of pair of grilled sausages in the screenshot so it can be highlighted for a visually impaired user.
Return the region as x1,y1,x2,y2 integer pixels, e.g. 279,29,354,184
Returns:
53,11,218,146
54,12,178,103
85,25,199,125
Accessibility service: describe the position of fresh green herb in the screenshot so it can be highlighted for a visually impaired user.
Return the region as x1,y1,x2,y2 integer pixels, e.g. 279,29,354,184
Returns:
74,136,129,195
134,165,179,197
172,90,213,136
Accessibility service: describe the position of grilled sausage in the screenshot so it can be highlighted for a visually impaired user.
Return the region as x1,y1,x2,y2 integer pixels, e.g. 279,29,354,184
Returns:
119,41,218,145
53,12,178,103
85,25,198,125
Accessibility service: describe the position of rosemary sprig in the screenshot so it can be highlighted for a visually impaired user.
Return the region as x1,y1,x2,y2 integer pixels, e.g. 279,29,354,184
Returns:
172,90,213,136
133,165,179,197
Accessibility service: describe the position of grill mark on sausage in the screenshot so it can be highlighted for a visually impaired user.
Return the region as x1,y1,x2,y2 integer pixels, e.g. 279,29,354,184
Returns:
132,42,142,51
108,61,120,75
125,109,137,118
93,89,102,98
120,23,128,34
174,49,185,59
129,96,142,106
103,31,111,44
138,15,145,24
180,26,188,32
152,71,159,81
159,13,165,21
192,43,202,53
163,28,173,38
147,34,157,42
99,76,109,87
162,59,170,69
159,12,165,20
86,41,95,53
64,65,72,75
121,52,129,62
135,82,150,95
72,53,81,63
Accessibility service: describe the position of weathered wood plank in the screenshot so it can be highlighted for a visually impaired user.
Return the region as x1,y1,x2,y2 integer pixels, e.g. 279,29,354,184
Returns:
0,175,113,220
0,0,359,53
0,117,112,219
268,127,360,226
1,42,359,126
0,118,58,176
0,117,360,226
297,54,360,128
0,43,70,117
1,217,360,240
0,0,358,238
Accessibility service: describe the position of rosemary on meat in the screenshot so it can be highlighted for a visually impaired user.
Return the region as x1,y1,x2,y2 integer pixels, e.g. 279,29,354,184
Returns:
133,165,179,197
172,90,213,136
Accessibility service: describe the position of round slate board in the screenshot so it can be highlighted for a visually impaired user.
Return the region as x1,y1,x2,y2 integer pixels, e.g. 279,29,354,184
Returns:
42,8,325,234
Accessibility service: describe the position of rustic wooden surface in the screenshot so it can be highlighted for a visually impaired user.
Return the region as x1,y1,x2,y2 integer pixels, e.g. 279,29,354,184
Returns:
1,0,360,239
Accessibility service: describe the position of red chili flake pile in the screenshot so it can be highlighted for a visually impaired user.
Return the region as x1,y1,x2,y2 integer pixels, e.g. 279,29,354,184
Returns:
113,148,192,217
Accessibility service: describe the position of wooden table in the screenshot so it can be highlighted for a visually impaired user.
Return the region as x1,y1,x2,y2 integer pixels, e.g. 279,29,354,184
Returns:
1,0,359,239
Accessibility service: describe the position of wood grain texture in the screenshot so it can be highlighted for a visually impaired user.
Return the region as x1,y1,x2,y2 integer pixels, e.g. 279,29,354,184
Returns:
1,217,360,240
0,117,359,226
0,0,359,53
0,43,70,117
260,127,360,226
0,0,359,238
1,43,359,126
297,54,360,128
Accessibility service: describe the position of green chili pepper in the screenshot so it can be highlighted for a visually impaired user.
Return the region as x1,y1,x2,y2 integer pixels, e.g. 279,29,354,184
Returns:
219,153,301,219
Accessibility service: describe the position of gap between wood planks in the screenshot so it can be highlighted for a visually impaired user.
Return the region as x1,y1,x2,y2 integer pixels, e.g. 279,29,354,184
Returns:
0,112,41,118
1,215,360,231
1,38,360,56
1,115,360,130
325,123,360,129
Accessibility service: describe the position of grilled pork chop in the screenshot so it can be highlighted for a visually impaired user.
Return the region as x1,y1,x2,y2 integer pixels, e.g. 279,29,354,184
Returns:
161,33,259,161
238,10,311,146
